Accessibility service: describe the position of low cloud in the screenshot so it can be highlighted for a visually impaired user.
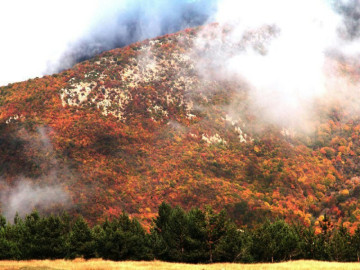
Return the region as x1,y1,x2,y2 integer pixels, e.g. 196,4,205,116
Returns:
191,0,360,132
0,178,70,221
0,126,72,221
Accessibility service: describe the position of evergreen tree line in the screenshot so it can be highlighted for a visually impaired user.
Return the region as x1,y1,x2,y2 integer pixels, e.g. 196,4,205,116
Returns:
1,202,360,263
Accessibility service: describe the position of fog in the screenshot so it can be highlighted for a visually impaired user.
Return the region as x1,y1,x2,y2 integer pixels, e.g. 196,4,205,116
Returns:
0,126,71,221
0,179,70,222
193,0,360,131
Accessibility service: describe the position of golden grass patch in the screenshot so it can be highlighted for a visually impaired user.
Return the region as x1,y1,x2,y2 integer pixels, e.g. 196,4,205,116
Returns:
0,259,359,270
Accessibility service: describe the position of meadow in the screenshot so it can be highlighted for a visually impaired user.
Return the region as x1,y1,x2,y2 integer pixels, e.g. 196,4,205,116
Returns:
0,260,360,270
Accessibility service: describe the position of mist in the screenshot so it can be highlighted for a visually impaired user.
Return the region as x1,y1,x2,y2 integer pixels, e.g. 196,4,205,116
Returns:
0,126,71,221
0,179,70,222
0,0,217,87
193,0,360,132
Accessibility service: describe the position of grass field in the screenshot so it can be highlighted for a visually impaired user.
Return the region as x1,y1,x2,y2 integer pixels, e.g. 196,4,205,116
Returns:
0,259,359,270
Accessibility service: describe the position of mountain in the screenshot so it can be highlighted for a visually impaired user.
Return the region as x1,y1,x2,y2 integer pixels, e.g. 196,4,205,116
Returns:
1,24,360,232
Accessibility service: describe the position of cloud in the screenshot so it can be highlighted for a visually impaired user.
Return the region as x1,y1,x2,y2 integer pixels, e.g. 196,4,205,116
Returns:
0,0,217,86
0,0,99,86
0,126,71,221
193,0,360,131
0,179,70,222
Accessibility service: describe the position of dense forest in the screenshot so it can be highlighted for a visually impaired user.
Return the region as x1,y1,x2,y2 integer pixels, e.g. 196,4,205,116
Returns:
2,24,360,233
1,202,360,263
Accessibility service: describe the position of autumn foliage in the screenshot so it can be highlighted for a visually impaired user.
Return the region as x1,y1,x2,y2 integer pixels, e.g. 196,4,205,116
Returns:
1,24,360,233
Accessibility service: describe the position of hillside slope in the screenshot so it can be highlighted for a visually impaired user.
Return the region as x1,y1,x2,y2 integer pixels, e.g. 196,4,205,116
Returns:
1,24,360,231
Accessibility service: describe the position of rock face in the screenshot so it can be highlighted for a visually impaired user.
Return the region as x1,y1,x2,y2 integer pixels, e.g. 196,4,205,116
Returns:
1,24,360,231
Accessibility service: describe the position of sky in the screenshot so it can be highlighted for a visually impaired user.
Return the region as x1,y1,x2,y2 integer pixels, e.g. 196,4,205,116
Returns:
0,0,217,87
1,0,359,87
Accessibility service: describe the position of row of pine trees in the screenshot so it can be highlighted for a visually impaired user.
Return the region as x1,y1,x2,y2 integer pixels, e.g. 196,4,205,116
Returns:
1,202,360,263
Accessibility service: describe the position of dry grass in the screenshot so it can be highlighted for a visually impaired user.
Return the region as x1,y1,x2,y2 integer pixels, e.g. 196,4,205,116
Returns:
0,259,359,270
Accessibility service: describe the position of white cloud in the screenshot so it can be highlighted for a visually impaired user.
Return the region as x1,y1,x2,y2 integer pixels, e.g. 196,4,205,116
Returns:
0,0,216,86
0,0,104,86
195,0,360,130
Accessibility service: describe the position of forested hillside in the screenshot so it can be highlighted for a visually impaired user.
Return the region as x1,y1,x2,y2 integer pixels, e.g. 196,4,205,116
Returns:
1,24,360,233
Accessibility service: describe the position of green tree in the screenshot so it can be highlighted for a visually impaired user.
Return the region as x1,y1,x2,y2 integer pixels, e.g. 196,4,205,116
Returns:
41,215,68,258
0,215,20,259
0,215,6,229
152,203,246,263
330,226,354,262
151,203,190,262
20,211,41,259
185,208,207,262
294,223,316,260
352,226,360,262
313,214,333,260
97,213,152,261
251,220,298,262
68,216,95,259
215,223,253,262
203,206,229,263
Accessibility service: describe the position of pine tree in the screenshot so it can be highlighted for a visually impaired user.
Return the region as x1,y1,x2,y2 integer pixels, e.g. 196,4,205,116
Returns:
186,208,207,262
97,213,152,261
215,222,253,262
41,215,68,258
314,214,333,260
151,203,189,262
294,222,316,260
352,226,360,262
0,215,20,259
251,220,298,262
203,206,228,263
22,211,41,259
330,226,354,262
68,216,95,259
